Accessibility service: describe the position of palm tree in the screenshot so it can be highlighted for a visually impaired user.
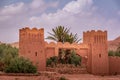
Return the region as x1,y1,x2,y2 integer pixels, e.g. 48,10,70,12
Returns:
46,26,80,43
64,33,81,43
46,26,70,43
46,26,81,64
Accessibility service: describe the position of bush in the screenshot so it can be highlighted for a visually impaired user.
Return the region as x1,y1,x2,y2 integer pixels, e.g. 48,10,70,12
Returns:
108,50,115,56
115,51,120,57
5,57,37,73
69,52,81,66
46,58,52,67
108,50,120,57
0,44,18,71
46,56,58,67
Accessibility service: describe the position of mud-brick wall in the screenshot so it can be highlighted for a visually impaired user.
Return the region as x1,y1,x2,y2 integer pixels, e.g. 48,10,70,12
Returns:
109,57,120,75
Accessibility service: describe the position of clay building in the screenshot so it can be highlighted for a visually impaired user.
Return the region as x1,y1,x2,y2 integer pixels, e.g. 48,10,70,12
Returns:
19,27,120,75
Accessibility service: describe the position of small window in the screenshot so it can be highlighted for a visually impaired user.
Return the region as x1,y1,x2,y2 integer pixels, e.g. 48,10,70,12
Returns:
35,52,37,56
28,51,31,53
99,54,101,58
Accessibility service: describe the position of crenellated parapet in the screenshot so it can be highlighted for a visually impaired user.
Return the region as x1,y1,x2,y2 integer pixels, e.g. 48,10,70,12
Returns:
20,27,44,34
45,41,89,49
19,27,44,43
83,30,107,44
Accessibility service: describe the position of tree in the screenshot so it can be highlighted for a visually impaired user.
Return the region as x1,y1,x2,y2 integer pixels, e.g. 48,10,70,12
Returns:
0,44,37,73
46,26,80,43
5,57,37,73
64,33,81,43
0,44,18,71
46,26,69,43
46,26,81,64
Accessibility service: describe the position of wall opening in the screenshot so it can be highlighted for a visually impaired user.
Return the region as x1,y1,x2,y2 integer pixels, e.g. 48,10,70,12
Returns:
99,54,101,58
35,52,37,56
28,51,31,53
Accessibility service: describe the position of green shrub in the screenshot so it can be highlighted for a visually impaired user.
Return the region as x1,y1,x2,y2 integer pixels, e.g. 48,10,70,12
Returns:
0,44,18,71
115,51,120,57
5,57,37,73
46,56,58,67
46,58,52,67
69,52,81,66
108,50,120,57
108,50,115,56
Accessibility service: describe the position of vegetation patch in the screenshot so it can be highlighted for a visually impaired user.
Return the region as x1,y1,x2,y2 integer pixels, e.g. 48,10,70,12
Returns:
0,44,37,73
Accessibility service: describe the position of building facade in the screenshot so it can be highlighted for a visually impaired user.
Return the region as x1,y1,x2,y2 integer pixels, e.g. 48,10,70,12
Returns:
19,27,118,75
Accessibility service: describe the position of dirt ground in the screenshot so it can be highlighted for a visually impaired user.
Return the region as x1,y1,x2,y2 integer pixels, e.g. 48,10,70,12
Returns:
0,74,120,80
63,74,120,80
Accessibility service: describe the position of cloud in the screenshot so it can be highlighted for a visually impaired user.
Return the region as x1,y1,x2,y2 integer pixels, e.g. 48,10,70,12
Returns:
0,0,59,43
0,2,24,15
0,2,25,21
118,11,120,15
0,0,59,21
28,0,97,30
63,0,93,14
28,0,120,40
0,0,120,43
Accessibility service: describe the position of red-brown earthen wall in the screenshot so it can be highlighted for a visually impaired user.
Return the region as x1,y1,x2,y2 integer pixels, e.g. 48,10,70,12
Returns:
109,57,120,75
83,30,109,75
19,27,119,75
19,27,46,71
45,47,55,59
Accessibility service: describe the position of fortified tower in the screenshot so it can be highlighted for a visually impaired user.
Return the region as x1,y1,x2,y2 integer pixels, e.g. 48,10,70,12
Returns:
83,30,109,75
19,27,46,71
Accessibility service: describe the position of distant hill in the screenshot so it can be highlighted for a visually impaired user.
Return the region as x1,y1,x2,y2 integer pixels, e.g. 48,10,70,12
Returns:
5,36,120,51
108,36,120,51
10,42,19,48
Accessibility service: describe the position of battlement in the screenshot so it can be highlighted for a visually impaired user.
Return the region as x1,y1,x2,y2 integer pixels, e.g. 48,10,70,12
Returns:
19,27,44,34
45,41,88,49
83,30,107,34
83,30,107,44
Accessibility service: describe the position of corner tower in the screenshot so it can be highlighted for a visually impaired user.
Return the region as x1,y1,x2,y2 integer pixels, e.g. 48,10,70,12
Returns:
19,27,46,71
83,30,109,75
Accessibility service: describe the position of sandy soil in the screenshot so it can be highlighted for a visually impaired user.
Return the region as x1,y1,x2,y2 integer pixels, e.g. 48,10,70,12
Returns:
0,74,120,80
63,74,120,80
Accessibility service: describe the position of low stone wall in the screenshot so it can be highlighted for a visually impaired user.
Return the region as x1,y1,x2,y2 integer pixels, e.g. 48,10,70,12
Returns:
109,57,120,75
46,64,88,74
47,67,87,74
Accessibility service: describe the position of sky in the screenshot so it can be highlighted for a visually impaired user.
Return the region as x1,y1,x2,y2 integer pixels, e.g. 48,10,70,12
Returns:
0,0,120,43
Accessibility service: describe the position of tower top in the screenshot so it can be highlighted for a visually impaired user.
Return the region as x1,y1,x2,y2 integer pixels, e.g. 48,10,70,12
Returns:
83,30,107,34
19,27,44,34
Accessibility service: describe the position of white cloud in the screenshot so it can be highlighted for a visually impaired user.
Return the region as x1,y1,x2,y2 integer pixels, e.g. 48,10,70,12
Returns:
118,11,120,15
0,0,119,43
63,0,93,14
0,0,59,21
0,0,59,42
0,2,24,15
30,0,45,9
28,0,96,27
28,0,120,40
